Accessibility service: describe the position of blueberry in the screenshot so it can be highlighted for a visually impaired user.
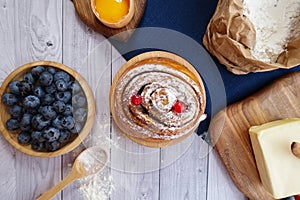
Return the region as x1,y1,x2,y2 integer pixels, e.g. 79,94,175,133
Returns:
23,72,35,84
46,67,57,75
74,108,87,123
72,93,87,108
52,115,64,129
17,131,31,145
20,113,33,126
55,91,71,103
20,124,31,131
33,86,45,98
23,107,38,115
6,118,19,130
70,122,83,134
44,84,57,94
69,81,82,94
39,71,53,86
9,105,23,119
54,71,70,82
62,104,73,116
18,81,33,96
58,129,71,144
45,141,61,152
38,106,57,120
31,114,51,131
31,114,42,128
2,93,18,105
41,94,55,105
31,66,45,77
23,95,40,109
9,80,21,95
31,141,45,152
55,79,68,92
53,101,65,113
31,131,46,142
61,116,75,130
43,127,60,142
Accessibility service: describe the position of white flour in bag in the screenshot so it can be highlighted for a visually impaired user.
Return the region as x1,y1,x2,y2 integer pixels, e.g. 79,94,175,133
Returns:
243,0,300,63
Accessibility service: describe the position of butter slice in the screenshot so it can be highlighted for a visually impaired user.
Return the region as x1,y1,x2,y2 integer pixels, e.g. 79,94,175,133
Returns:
249,118,300,199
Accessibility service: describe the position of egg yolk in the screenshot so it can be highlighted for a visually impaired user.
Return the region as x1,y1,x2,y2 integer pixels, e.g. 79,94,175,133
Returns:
95,0,130,23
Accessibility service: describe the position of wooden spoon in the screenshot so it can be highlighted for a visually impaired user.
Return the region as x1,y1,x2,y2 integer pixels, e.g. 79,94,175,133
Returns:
37,146,108,200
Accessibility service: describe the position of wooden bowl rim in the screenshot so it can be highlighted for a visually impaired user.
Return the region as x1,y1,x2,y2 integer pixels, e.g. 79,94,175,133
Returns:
90,0,135,29
0,61,96,157
110,51,207,147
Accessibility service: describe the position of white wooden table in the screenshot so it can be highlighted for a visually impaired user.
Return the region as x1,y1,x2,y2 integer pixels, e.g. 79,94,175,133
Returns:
0,1,246,199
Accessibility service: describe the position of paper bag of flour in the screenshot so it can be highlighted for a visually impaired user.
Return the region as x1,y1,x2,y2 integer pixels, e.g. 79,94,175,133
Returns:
203,0,300,74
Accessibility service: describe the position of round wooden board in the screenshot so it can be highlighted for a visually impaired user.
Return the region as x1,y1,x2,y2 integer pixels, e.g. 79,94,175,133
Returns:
110,51,207,148
0,61,96,157
73,0,147,42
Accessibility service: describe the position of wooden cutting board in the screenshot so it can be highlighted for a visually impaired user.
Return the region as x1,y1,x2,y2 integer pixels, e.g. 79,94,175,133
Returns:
209,72,300,200
73,0,146,42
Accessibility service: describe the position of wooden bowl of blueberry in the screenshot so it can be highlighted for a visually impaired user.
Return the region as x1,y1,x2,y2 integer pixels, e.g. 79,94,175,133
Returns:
0,61,95,157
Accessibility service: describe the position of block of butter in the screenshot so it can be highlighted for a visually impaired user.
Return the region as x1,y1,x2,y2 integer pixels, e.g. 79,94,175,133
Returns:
249,118,300,199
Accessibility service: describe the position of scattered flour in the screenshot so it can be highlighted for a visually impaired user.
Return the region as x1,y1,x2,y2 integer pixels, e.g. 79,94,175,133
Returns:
78,168,114,200
243,0,300,63
77,131,118,200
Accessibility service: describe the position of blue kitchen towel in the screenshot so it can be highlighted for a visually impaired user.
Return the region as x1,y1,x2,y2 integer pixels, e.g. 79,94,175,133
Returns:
110,0,300,138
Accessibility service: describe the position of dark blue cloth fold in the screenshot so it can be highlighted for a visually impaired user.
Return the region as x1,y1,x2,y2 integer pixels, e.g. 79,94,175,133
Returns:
110,0,300,137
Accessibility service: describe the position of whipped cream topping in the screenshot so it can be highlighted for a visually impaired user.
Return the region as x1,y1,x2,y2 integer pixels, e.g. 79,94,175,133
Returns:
113,62,206,140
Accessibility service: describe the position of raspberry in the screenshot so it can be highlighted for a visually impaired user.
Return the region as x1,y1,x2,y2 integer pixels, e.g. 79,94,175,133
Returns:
131,94,142,106
172,101,186,114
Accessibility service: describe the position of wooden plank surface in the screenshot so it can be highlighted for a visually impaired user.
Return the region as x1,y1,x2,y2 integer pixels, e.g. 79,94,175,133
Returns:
159,135,208,200
207,150,248,200
0,1,62,200
0,1,244,200
210,72,300,200
0,0,18,199
61,1,111,200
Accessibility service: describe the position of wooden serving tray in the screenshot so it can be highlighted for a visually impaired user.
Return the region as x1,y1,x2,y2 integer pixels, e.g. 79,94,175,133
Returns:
73,0,146,42
209,72,300,200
